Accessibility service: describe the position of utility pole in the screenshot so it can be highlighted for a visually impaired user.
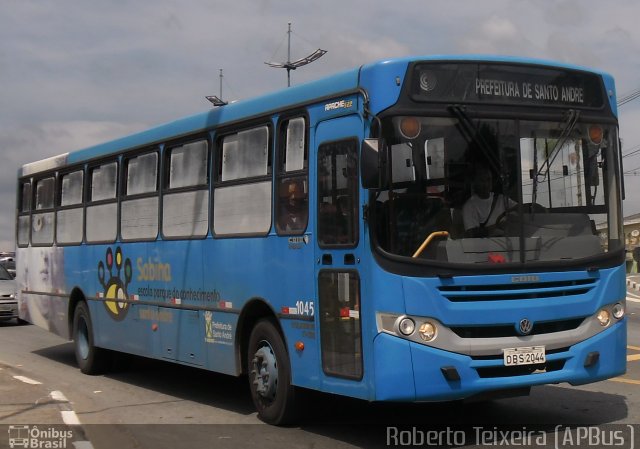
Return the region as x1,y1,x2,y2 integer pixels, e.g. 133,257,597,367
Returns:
205,68,228,107
265,22,327,87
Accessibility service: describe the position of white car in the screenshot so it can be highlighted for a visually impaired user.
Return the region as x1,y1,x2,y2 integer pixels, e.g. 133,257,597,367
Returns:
0,264,18,322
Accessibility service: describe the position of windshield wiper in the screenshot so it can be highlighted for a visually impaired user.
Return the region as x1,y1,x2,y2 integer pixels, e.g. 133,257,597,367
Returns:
448,105,501,175
532,109,580,205
448,105,514,214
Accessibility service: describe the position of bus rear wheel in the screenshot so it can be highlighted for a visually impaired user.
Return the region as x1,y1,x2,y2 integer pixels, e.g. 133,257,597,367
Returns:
247,319,298,425
73,302,112,374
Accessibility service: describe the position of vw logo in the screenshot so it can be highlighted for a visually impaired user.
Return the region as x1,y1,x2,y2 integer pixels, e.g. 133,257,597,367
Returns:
518,319,533,335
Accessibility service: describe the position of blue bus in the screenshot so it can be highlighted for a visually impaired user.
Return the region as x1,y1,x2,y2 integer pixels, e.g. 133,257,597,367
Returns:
16,55,627,424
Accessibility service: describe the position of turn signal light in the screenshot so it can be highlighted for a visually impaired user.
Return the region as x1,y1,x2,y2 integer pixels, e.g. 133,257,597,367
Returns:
588,125,603,145
399,117,421,139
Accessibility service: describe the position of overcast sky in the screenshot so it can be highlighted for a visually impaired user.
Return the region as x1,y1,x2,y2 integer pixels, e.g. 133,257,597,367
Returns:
2,0,640,250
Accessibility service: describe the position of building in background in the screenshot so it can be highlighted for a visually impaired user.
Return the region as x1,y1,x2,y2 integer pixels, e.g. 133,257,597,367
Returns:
624,212,640,273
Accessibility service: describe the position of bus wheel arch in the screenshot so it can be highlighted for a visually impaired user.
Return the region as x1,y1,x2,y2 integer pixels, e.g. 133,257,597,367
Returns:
237,298,284,375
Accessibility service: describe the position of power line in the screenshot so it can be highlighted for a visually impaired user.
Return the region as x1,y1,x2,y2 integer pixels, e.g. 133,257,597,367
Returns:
624,149,640,159
624,164,640,175
622,145,640,159
617,87,640,107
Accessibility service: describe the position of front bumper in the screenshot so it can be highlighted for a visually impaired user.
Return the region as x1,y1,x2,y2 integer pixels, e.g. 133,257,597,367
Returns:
0,300,18,319
373,319,626,401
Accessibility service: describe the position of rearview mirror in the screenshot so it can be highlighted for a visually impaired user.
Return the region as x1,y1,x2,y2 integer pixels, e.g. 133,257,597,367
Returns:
361,138,385,189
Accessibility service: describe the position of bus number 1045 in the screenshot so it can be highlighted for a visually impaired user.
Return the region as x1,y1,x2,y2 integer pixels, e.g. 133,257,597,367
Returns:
296,301,315,317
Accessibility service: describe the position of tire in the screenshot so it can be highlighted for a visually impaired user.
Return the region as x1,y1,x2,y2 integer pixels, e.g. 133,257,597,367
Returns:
73,302,112,374
247,318,298,425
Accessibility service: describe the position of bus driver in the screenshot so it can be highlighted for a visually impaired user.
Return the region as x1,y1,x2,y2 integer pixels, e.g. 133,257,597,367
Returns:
462,164,516,237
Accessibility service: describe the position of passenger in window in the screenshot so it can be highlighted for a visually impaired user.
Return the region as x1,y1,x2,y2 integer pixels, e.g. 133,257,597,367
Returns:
279,180,308,232
462,164,516,237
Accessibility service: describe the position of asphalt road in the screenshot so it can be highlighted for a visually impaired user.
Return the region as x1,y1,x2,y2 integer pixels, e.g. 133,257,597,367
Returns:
0,287,639,449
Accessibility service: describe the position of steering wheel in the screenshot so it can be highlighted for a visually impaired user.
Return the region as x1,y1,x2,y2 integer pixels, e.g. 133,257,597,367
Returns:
494,203,547,229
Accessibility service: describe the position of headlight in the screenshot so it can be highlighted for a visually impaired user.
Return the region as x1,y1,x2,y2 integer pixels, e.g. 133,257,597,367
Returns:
398,317,415,336
376,313,442,345
612,303,625,320
596,309,611,327
418,322,437,341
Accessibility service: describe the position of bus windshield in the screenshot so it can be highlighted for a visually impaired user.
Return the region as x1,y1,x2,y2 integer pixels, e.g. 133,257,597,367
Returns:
373,114,623,266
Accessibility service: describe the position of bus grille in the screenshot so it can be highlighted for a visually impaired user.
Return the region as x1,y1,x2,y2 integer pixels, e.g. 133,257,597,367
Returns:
438,278,597,302
450,318,585,338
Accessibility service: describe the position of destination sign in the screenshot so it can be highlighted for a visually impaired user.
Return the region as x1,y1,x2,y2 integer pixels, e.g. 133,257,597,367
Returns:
409,62,606,108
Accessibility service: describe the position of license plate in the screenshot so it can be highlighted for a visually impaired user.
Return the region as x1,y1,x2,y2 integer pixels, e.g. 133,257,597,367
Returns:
503,346,546,366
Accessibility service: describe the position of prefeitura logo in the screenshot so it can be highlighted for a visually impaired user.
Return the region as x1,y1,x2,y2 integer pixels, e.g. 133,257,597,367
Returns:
7,425,73,449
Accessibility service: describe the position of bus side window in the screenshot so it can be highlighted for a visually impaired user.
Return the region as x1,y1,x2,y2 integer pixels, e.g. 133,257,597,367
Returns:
87,162,118,243
32,176,55,245
17,181,32,247
57,170,84,245
122,151,159,241
163,139,209,238
214,125,272,237
276,117,308,235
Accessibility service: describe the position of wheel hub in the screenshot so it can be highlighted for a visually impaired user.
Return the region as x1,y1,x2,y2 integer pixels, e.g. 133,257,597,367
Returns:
252,343,278,400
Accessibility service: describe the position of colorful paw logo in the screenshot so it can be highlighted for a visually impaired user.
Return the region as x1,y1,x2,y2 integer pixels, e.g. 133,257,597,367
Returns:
98,247,132,321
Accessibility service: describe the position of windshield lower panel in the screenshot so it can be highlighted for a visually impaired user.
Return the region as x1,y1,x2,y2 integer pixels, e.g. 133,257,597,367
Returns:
373,115,623,269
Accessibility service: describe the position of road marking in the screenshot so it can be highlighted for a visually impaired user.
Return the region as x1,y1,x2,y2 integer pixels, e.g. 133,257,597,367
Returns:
13,375,42,385
53,391,95,449
50,390,69,402
628,354,640,362
627,295,640,303
610,377,640,385
629,346,640,351
61,410,81,425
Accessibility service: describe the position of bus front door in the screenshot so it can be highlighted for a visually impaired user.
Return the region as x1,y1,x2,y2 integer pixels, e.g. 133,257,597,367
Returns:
315,117,364,385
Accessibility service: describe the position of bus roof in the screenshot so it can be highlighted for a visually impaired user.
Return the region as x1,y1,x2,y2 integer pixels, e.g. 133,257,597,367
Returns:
20,55,615,177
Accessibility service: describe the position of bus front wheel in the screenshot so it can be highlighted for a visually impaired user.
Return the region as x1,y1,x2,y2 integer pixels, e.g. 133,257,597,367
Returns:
73,302,111,374
247,319,298,425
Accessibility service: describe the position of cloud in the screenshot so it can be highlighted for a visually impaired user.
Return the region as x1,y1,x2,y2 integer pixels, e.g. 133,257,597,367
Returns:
543,0,588,27
544,32,602,67
458,16,537,56
314,35,411,74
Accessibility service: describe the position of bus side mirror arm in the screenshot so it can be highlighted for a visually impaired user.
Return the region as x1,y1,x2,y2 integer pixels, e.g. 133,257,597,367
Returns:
361,138,387,189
